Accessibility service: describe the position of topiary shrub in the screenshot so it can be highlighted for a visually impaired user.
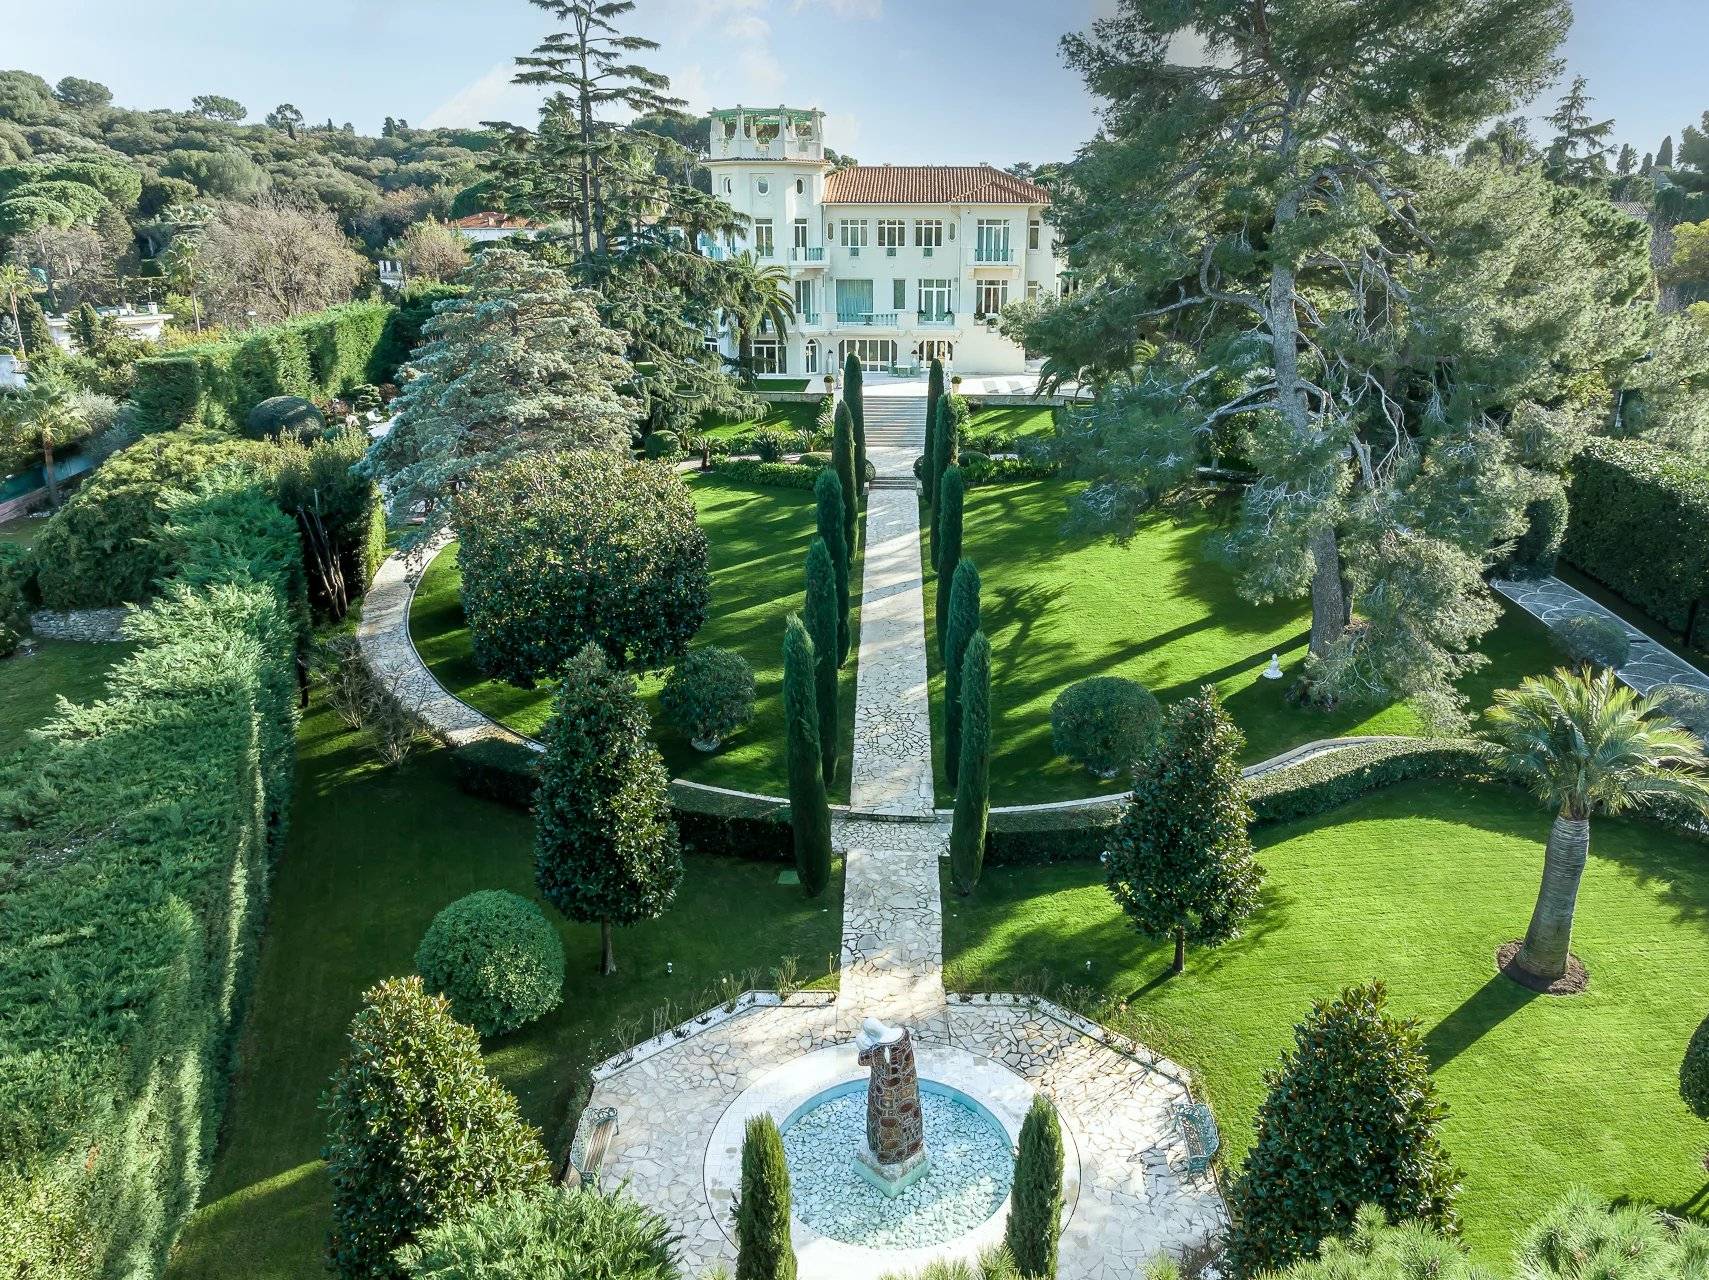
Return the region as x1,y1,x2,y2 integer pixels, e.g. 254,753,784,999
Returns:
1500,475,1569,579
397,1185,679,1279
1656,686,1709,744
1049,676,1162,778
798,451,832,468
245,394,325,440
414,891,565,1038
454,451,709,684
1005,1095,1064,1279
1683,1011,1709,1121
1550,615,1631,670
1223,982,1459,1277
661,646,756,749
322,976,551,1278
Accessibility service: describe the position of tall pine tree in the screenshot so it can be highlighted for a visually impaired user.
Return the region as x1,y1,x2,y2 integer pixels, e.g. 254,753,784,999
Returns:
1545,75,1617,185
783,614,831,896
533,644,683,975
1105,687,1263,975
804,536,840,785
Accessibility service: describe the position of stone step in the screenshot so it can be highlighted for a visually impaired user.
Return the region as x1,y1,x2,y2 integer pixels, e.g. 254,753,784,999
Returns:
870,476,918,490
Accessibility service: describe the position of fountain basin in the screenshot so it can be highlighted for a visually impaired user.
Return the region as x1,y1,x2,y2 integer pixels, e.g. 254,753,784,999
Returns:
705,1041,1080,1280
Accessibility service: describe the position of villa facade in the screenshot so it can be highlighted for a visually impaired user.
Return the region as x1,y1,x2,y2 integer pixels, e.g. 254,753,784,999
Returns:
702,106,1060,377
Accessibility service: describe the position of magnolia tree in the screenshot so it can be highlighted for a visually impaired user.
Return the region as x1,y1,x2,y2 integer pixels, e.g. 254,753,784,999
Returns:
364,246,638,546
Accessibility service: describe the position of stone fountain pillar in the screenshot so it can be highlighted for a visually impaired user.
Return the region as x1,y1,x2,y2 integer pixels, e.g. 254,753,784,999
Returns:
854,1016,929,1197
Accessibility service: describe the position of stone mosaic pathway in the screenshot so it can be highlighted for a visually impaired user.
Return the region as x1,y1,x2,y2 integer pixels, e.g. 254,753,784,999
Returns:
1494,575,1709,699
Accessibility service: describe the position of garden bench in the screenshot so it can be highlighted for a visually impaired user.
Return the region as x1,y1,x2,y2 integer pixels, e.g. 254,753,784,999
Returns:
562,1105,619,1189
1171,1102,1219,1175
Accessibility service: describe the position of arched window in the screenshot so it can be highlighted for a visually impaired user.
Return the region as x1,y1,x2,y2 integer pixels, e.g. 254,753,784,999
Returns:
796,178,805,194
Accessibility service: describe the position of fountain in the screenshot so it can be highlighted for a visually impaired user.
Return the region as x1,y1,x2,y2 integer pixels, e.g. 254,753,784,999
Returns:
854,1017,930,1196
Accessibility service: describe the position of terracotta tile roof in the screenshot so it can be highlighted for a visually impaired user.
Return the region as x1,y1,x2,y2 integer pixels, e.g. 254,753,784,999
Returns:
451,211,539,230
821,165,1049,206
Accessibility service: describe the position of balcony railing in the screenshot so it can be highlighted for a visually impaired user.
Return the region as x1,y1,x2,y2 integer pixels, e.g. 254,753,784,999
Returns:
837,311,899,327
790,247,826,262
973,248,1015,264
796,311,822,325
916,310,956,327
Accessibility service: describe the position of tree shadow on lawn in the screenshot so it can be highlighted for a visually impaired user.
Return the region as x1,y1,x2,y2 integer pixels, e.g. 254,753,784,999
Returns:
1421,972,1540,1070
985,580,1069,686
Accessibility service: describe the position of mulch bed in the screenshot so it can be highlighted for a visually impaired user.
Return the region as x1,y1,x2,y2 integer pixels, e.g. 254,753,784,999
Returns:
1496,939,1589,995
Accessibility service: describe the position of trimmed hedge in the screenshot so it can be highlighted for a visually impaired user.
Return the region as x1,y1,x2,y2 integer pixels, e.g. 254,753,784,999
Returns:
1563,438,1709,648
1245,739,1495,825
131,302,397,435
713,459,826,491
0,468,303,1279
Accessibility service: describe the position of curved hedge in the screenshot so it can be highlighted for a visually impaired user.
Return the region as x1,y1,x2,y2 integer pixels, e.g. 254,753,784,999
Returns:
1563,438,1709,649
0,468,303,1278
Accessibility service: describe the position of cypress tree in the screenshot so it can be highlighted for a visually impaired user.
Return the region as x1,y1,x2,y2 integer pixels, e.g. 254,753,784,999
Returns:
783,614,832,896
833,401,859,563
17,295,51,356
534,644,683,976
804,536,840,785
736,1114,797,1280
943,557,981,781
1658,134,1674,169
1005,1094,1065,1280
934,463,964,591
924,357,945,502
813,468,851,663
949,631,990,895
929,395,958,563
842,351,866,495
1106,687,1264,975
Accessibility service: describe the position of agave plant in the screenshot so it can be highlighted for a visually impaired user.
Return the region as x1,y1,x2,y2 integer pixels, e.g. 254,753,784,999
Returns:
1485,668,1709,984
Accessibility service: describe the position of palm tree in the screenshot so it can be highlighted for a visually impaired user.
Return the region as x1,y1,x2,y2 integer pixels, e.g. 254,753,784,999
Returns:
722,251,794,383
0,372,84,509
0,265,31,354
1486,667,1709,984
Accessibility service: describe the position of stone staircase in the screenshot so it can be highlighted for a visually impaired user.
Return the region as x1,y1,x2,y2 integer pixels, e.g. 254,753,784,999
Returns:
862,396,926,489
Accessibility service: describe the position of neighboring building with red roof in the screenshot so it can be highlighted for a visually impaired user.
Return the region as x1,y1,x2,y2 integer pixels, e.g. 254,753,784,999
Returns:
702,106,1060,377
451,212,542,243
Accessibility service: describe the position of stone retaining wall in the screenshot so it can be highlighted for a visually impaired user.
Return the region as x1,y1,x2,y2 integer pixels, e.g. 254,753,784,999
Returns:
29,607,132,643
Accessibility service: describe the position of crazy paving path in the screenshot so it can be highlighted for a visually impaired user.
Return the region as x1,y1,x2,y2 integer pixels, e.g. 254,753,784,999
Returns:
837,393,949,1034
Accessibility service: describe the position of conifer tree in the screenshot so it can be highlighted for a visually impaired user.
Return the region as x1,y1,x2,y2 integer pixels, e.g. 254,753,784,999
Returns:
1659,135,1675,169
943,557,981,781
842,351,866,493
736,1115,796,1280
1224,983,1460,1277
534,644,683,975
949,631,991,895
813,467,851,663
783,614,831,896
322,977,550,1278
1005,1095,1065,1280
929,394,958,561
833,400,859,563
924,356,946,502
1105,687,1263,975
934,463,964,592
804,536,840,785
1545,75,1617,185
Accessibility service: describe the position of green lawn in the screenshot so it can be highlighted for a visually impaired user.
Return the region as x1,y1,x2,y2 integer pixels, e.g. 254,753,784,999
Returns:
963,405,1056,447
411,473,862,800
943,780,1709,1262
920,480,1563,804
166,702,844,1279
0,514,45,548
0,638,132,751
698,400,822,442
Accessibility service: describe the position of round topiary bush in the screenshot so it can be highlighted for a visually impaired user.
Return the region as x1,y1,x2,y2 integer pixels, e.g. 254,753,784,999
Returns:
1050,676,1163,779
661,646,756,750
414,890,565,1037
1683,1012,1709,1120
244,395,325,440
452,451,710,684
1551,615,1631,671
1655,686,1709,743
642,430,681,460
798,451,832,468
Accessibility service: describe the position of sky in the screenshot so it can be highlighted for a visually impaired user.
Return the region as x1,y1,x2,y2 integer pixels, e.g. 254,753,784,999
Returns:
3,0,1706,168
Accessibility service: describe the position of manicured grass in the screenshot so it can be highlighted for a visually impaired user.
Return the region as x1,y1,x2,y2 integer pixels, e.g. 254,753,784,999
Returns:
0,514,46,547
963,404,1055,445
0,638,131,751
942,780,1709,1262
698,400,822,441
166,702,844,1280
411,473,863,800
920,480,1562,804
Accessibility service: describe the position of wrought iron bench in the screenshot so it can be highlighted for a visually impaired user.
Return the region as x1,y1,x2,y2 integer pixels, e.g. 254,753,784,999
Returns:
1171,1102,1220,1175
562,1105,619,1189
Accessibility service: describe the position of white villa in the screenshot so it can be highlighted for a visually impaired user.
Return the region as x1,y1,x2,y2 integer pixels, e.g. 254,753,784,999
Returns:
702,106,1060,378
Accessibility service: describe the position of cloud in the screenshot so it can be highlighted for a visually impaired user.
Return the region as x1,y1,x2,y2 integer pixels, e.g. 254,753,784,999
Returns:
793,0,882,15
737,44,788,99
421,63,543,129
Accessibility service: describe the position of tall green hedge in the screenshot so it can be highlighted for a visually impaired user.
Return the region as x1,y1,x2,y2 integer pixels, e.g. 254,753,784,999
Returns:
0,468,303,1279
1563,438,1709,648
131,301,398,435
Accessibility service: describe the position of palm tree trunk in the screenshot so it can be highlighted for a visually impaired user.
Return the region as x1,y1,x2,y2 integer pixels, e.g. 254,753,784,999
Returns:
41,435,59,511
1514,812,1590,980
600,920,616,976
